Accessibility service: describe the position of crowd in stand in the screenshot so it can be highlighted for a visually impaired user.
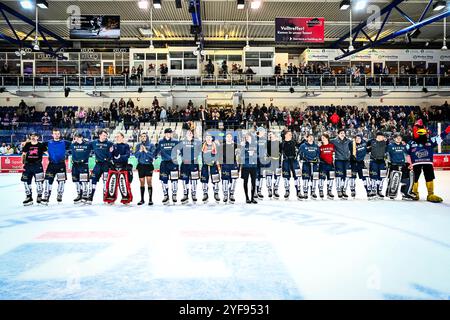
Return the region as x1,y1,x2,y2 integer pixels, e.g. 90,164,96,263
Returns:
1,97,449,151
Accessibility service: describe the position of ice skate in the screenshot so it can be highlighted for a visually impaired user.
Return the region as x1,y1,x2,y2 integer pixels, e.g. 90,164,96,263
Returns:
23,195,33,206
181,193,189,204
273,189,280,199
74,193,83,204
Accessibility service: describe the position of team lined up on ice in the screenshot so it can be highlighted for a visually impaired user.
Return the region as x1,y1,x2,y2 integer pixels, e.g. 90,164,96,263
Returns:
20,121,450,206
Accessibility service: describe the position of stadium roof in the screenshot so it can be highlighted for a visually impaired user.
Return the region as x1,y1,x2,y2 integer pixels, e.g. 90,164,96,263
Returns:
0,0,447,48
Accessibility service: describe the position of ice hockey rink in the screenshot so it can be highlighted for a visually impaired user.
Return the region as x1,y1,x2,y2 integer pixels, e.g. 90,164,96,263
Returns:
0,171,449,300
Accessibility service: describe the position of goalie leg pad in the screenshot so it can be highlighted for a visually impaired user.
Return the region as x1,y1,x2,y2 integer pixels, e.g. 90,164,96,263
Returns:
119,170,133,204
103,170,119,203
386,170,402,198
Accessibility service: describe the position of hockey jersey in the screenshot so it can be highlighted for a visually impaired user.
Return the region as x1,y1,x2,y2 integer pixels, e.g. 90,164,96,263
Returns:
320,143,335,165
71,140,92,163
387,142,407,165
406,139,437,165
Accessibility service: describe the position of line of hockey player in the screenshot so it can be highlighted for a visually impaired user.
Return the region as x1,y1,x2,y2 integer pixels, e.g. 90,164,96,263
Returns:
21,124,437,206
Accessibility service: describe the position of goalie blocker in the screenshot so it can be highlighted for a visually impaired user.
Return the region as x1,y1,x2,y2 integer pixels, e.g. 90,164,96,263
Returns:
104,163,133,204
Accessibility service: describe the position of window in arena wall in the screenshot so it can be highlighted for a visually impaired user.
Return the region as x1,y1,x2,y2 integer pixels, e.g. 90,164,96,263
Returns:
261,59,273,67
171,59,182,70
441,61,450,76
58,61,79,75
351,61,371,74
36,60,57,75
133,53,145,60
80,61,101,76
412,61,426,74
184,58,197,70
385,61,398,75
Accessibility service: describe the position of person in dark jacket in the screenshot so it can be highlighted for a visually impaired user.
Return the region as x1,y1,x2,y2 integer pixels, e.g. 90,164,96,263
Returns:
331,129,352,199
240,132,258,204
367,132,388,199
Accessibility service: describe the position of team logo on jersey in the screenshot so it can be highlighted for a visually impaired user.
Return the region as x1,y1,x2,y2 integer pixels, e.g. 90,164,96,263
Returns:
416,150,429,158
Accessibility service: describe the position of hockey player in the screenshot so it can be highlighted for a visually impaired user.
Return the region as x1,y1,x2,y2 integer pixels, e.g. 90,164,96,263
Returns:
21,132,47,206
201,134,221,203
318,133,335,200
386,133,415,200
134,132,156,205
331,129,352,199
240,132,258,204
41,128,71,204
219,132,239,204
255,127,269,199
349,134,370,199
299,134,320,199
155,128,179,205
367,132,388,199
70,132,92,204
87,130,113,204
406,120,450,202
104,132,133,204
280,130,302,200
177,129,202,204
265,131,281,199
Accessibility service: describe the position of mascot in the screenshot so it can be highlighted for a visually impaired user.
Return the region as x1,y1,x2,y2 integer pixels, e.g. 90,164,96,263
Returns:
406,119,450,202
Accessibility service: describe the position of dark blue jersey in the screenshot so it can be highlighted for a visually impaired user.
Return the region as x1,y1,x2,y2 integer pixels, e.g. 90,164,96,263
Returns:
112,143,130,164
256,136,268,159
45,139,70,163
178,138,202,164
156,138,179,162
299,142,320,162
134,142,156,164
355,140,368,162
70,140,92,163
91,139,113,163
240,141,258,167
406,139,437,165
387,142,407,165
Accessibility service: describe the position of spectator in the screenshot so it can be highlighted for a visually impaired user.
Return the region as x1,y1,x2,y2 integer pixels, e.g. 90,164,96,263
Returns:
41,112,51,127
4,144,14,155
0,143,6,154
152,96,159,108
160,107,167,122
205,59,214,77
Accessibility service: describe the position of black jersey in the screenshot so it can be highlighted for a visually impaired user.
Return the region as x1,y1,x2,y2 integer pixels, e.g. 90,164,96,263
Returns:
267,140,280,159
219,142,238,165
280,140,298,160
22,142,47,164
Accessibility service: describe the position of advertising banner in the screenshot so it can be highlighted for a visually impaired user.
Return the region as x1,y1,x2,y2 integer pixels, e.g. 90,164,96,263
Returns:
275,18,325,43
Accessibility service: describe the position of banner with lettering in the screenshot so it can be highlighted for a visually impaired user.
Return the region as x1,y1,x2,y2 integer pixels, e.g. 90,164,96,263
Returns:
275,18,325,43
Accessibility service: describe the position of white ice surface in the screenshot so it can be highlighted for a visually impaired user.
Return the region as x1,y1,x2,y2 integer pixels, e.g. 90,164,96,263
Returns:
0,172,449,300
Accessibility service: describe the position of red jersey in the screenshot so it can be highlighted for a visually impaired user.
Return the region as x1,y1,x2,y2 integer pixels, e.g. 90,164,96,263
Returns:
320,143,335,165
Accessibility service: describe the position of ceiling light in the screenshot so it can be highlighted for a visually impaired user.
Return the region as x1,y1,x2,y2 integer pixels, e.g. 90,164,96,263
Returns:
354,0,367,11
36,0,48,9
251,0,261,10
339,0,350,10
153,0,162,9
138,0,149,10
433,1,446,11
20,0,33,9
237,0,245,9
